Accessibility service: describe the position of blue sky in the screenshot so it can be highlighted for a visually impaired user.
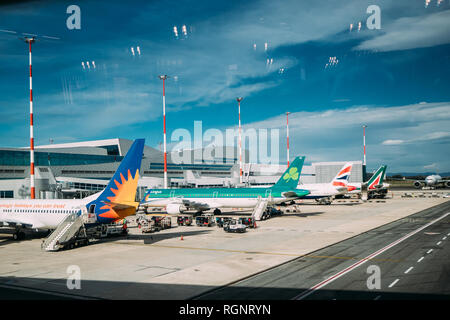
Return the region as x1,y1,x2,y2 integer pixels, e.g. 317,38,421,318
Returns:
0,0,449,172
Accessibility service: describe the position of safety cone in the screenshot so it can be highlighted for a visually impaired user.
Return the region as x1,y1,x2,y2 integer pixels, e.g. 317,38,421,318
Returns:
180,235,184,241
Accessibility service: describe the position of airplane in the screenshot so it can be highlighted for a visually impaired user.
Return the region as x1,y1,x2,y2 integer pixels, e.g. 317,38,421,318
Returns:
171,169,239,188
347,165,388,198
141,156,310,215
0,139,145,240
412,174,450,189
297,162,354,204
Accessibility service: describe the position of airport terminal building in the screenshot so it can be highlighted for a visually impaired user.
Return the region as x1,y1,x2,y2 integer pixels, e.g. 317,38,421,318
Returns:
0,138,363,199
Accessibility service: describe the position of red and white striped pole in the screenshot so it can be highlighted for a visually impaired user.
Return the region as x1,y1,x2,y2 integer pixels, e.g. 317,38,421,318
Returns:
25,37,36,199
286,112,290,167
159,75,169,189
237,97,243,184
363,125,367,166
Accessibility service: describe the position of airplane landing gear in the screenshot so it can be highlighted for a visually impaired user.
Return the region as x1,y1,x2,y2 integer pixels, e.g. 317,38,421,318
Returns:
13,230,26,241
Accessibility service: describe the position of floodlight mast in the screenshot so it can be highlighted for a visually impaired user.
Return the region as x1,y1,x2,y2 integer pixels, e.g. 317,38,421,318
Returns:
286,112,290,167
363,125,367,166
363,124,367,181
1,30,60,199
236,97,243,184
24,37,36,199
159,75,169,188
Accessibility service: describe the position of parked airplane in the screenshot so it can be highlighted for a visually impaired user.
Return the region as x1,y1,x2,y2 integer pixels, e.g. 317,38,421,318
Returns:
141,156,310,215
297,163,353,203
347,165,388,198
0,139,145,240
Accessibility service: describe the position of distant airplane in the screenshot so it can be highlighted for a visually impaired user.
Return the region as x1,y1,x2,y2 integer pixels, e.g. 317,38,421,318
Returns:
412,174,450,189
172,169,239,188
0,139,145,240
141,156,310,215
297,162,354,202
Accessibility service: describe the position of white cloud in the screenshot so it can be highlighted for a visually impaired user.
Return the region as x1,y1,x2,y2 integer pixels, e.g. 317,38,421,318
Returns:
238,102,450,171
424,163,437,170
382,131,450,145
382,139,404,145
355,10,450,52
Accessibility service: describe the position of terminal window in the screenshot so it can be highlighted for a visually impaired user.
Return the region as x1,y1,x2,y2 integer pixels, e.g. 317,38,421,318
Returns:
0,190,14,198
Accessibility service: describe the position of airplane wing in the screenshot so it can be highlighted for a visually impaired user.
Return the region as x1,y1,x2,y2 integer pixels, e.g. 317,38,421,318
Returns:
179,199,216,210
281,191,309,198
388,178,425,182
144,197,217,210
0,219,33,229
282,191,299,198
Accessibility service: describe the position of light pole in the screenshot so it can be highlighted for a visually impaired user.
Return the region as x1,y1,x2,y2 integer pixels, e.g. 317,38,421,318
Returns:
24,36,36,199
286,112,290,167
363,125,367,181
159,75,169,189
236,97,243,184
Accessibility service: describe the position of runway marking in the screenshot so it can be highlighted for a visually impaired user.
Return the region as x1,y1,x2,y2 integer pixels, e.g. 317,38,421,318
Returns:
426,249,433,254
404,267,413,274
417,256,424,263
436,241,442,246
292,211,450,300
148,244,402,262
388,279,400,288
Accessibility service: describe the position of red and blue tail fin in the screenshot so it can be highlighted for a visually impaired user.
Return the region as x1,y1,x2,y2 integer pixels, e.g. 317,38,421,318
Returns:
332,163,353,188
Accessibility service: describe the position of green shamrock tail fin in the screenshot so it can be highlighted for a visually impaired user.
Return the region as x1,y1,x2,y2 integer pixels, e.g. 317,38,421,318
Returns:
272,156,305,189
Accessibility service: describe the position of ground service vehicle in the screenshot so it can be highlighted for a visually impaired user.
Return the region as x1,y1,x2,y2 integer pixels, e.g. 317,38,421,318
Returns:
177,216,193,226
223,220,247,233
215,217,233,227
196,215,215,227
238,217,256,228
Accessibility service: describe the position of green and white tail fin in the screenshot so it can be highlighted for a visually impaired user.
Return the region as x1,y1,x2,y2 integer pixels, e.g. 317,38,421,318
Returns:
272,156,305,189
366,165,387,190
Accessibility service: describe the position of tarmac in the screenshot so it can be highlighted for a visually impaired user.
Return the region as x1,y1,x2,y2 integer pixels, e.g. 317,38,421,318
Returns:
0,190,448,300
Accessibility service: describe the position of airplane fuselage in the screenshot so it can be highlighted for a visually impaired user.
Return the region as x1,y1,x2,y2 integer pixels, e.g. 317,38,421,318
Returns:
142,187,309,210
425,175,442,186
297,183,347,198
0,199,86,230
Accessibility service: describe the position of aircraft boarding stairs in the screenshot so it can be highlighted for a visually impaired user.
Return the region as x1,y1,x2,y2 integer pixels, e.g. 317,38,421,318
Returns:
41,207,96,252
252,197,269,221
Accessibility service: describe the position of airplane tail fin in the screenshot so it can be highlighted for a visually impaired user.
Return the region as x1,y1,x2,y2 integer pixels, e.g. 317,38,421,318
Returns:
331,162,353,188
366,165,387,190
87,139,145,223
272,156,305,189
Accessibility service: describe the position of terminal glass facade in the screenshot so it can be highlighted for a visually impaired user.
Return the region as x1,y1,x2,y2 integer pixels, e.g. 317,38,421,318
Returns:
0,150,123,167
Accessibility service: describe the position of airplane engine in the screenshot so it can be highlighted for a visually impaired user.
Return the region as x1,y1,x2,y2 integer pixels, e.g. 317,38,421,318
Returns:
446,181,450,188
413,181,422,189
166,203,186,215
